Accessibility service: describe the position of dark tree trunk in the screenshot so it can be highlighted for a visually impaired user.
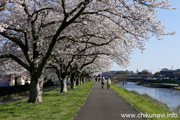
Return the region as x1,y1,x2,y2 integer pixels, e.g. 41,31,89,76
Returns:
70,80,73,88
28,74,44,103
76,78,80,86
70,74,76,89
60,80,63,93
15,77,18,86
82,76,85,83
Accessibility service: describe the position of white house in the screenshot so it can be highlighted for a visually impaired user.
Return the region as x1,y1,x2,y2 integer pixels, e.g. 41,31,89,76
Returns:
0,75,15,87
0,74,30,87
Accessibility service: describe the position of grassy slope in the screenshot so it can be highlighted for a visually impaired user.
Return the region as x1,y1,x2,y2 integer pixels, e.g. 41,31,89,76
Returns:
111,84,180,120
0,81,93,120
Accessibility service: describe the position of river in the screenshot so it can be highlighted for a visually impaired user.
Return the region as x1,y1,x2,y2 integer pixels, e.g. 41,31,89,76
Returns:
117,82,180,111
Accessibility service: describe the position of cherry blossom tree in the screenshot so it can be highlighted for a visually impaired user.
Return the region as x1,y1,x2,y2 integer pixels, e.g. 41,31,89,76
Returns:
49,36,98,92
0,0,175,103
0,0,9,11
0,0,91,103
84,55,113,76
49,27,121,91
69,55,98,88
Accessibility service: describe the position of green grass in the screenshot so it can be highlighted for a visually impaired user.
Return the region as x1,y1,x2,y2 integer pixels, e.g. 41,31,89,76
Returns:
0,91,29,101
0,81,93,120
111,84,180,120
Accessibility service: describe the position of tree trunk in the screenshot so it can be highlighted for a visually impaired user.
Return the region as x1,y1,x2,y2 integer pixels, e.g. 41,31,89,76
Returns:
71,80,76,89
82,76,85,83
70,74,76,89
60,77,67,93
70,76,76,89
15,77,18,86
80,78,83,84
76,78,80,86
84,77,87,82
28,74,44,103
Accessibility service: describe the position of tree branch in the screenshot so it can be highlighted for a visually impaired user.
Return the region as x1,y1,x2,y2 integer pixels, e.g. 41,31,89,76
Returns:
0,54,30,71
0,0,9,11
0,31,27,52
80,56,97,69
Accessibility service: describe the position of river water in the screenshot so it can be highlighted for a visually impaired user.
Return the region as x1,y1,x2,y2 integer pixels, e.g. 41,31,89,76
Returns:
117,82,180,111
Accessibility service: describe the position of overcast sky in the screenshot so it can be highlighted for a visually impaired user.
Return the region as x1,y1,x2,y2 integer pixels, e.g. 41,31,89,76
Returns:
110,1,180,74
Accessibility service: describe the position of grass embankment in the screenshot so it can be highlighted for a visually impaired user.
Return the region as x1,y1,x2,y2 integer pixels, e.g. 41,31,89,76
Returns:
138,79,180,85
0,81,93,120
0,91,29,101
0,86,56,101
111,84,180,120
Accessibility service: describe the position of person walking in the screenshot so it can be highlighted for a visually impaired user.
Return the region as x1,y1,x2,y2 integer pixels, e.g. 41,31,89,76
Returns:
101,77,105,89
107,78,111,89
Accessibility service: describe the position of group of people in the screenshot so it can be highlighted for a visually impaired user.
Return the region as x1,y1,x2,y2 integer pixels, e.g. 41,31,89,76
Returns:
95,77,112,89
100,77,111,89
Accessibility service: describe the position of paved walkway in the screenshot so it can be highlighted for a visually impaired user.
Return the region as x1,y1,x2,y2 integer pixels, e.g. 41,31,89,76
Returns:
73,82,146,120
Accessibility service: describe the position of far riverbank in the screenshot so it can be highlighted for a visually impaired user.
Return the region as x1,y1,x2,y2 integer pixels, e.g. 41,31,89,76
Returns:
136,79,180,90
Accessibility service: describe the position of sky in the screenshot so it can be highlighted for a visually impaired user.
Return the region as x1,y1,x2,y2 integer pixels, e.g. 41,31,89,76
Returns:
110,1,180,74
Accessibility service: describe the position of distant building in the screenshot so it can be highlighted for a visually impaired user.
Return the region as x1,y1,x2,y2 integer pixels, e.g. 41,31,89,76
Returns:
172,69,180,79
0,74,30,87
127,74,153,81
160,70,173,78
0,75,15,87
16,74,30,85
102,70,133,78
102,71,118,77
